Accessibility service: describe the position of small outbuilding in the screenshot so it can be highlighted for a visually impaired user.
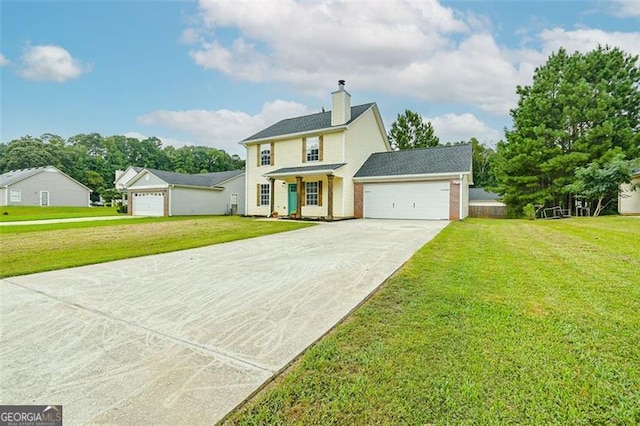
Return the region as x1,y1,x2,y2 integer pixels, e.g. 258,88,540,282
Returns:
0,166,91,207
125,168,245,217
619,170,640,215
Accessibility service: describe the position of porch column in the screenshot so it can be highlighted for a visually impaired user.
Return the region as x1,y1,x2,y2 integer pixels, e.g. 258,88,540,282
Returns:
327,174,334,221
269,177,275,217
296,176,303,218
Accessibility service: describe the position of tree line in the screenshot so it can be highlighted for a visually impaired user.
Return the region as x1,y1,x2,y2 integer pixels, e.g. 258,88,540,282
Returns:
0,133,245,200
387,45,639,216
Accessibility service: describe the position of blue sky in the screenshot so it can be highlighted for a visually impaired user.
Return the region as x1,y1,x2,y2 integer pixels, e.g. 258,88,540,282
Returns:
1,0,638,157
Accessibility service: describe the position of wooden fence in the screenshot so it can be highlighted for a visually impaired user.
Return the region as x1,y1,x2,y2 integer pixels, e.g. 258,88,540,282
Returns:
469,205,508,218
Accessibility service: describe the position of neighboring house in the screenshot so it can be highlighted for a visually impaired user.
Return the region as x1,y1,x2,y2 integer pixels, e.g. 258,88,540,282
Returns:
619,170,640,215
241,80,471,221
241,80,391,220
468,187,507,218
123,168,245,217
0,166,91,207
113,166,143,206
353,144,473,220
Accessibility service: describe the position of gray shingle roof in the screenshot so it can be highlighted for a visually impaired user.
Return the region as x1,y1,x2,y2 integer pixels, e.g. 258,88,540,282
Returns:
469,188,500,201
242,103,375,142
354,144,472,178
0,167,50,186
264,163,346,176
145,169,244,187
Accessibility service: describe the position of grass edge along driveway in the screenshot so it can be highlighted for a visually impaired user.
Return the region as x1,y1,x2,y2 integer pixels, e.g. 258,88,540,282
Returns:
226,217,640,425
0,216,314,278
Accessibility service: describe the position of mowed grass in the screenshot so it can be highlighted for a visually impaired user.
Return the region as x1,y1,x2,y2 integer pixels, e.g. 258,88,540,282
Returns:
226,217,640,425
0,216,313,278
0,205,121,221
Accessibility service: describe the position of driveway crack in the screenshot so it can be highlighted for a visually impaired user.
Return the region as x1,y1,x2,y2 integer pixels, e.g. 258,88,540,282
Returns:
2,279,276,374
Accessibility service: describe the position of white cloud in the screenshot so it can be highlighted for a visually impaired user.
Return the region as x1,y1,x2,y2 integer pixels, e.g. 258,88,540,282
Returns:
426,113,502,145
185,0,639,117
19,45,91,82
0,54,9,67
608,0,640,18
137,100,313,155
538,28,640,57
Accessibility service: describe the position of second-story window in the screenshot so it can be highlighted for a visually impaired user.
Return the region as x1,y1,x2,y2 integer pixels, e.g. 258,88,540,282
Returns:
306,137,319,162
260,143,271,166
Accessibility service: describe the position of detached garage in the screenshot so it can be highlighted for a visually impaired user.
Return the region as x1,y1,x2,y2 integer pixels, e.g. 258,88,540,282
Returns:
353,144,472,220
126,168,245,217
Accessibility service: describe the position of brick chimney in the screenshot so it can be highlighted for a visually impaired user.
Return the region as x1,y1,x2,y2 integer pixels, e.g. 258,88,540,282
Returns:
331,79,351,126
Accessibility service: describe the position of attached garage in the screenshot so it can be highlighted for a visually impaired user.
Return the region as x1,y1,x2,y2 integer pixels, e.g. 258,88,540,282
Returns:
363,181,449,219
125,168,245,217
354,144,472,221
132,191,166,217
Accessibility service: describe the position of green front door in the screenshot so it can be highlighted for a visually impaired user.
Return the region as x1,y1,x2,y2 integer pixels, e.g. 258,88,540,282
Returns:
288,183,297,215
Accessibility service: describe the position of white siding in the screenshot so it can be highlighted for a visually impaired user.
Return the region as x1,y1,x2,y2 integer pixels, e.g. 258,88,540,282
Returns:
170,187,224,216
1,170,90,207
619,176,640,214
341,107,390,217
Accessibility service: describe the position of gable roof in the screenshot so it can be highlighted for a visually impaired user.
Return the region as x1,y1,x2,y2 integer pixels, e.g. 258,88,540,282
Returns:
242,103,375,143
354,144,472,178
138,168,244,188
0,166,91,190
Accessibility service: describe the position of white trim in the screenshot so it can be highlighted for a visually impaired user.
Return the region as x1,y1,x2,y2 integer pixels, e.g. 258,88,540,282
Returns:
264,168,340,178
354,172,471,183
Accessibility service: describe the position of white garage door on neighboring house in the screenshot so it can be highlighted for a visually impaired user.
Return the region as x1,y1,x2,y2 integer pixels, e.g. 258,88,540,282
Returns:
132,192,165,216
364,181,450,220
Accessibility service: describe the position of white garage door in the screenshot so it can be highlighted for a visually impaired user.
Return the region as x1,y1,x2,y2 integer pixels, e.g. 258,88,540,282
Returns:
364,181,450,220
132,192,165,216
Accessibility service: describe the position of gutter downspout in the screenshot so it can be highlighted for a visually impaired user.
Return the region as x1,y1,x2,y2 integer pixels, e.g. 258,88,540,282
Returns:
459,174,464,220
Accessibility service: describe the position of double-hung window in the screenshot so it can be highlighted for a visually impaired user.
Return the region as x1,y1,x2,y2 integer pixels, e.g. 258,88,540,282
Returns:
303,136,322,163
259,184,270,206
306,137,319,162
260,143,271,166
10,189,21,203
305,181,319,206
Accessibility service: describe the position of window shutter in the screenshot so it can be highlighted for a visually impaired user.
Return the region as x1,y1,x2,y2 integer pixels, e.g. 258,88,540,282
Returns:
301,182,306,206
270,142,275,166
319,136,324,161
256,183,261,206
302,138,307,163
256,145,260,167
318,180,323,206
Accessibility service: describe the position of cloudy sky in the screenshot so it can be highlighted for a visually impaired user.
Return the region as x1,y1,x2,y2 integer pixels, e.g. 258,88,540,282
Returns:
1,0,638,156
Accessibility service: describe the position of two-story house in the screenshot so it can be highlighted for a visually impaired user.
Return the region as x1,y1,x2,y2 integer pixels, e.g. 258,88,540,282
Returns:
242,81,472,221
242,80,390,220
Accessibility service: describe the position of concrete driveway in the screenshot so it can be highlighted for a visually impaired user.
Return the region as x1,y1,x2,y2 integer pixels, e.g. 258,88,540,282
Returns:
0,219,448,424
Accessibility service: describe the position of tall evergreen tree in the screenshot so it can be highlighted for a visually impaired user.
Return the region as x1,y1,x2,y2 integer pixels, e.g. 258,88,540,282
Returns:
388,109,439,150
493,46,640,215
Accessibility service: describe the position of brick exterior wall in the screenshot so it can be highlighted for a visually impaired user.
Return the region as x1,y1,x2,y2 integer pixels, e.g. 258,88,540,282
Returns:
354,182,363,218
449,180,460,220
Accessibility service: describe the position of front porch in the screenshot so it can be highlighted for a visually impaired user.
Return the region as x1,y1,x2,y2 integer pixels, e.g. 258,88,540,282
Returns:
264,163,346,221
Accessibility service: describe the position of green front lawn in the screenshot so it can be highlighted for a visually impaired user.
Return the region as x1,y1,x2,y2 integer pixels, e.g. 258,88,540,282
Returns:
227,217,640,424
0,205,121,221
0,216,313,278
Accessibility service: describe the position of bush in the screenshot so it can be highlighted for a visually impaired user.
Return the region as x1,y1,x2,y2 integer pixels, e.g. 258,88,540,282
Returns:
523,203,536,220
117,205,128,214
